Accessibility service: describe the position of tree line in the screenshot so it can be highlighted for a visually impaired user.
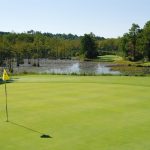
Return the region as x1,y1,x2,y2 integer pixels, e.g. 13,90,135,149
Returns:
97,20,150,61
0,20,150,71
119,21,150,61
0,31,104,70
0,32,77,70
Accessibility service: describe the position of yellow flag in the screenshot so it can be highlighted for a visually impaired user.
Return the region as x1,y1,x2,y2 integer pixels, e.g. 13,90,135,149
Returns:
2,69,10,81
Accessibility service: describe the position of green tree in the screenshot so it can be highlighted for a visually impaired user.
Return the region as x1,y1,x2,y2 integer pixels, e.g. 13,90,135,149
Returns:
34,33,45,66
143,21,150,60
119,33,130,58
129,23,140,61
2,34,15,71
81,33,98,59
98,38,119,55
119,24,141,61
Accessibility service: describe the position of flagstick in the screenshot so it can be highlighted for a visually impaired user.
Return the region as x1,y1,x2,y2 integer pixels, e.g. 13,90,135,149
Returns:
4,81,9,122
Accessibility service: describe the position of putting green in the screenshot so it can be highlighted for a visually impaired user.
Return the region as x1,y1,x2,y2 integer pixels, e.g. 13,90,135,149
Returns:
0,75,150,150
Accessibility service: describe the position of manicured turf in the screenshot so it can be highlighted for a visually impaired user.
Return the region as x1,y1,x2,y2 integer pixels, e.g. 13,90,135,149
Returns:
0,75,150,150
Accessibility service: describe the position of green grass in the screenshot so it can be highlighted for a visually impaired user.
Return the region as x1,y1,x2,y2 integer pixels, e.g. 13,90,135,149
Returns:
0,75,150,150
98,55,123,62
141,62,150,67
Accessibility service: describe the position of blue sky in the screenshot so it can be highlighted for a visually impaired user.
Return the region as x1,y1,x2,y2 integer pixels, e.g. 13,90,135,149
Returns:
0,0,150,38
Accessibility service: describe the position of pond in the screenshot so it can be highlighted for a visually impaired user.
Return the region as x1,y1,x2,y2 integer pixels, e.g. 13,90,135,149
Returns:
13,59,120,75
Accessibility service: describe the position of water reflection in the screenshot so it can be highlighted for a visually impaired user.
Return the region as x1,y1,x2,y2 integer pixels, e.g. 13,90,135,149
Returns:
13,59,120,75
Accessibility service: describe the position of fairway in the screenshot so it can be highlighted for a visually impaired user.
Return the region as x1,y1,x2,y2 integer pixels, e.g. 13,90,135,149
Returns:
0,75,150,150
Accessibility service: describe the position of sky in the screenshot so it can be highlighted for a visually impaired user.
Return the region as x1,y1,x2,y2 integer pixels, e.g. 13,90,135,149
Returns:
0,0,150,38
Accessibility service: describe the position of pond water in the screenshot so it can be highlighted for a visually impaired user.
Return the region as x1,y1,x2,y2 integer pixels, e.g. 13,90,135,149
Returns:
12,59,120,75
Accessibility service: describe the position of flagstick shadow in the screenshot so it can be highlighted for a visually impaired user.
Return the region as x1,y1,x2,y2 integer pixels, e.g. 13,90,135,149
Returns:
8,121,52,138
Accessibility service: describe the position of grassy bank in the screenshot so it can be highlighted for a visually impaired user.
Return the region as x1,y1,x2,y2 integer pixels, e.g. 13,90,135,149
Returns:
97,55,150,75
0,75,150,150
